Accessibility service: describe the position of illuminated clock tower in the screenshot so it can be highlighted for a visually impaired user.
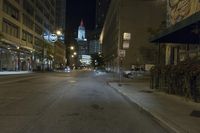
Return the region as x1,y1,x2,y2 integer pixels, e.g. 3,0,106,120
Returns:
78,19,86,40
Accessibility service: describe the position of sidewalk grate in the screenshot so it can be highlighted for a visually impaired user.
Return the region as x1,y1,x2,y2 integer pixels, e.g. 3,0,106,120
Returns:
190,110,200,117
139,90,153,93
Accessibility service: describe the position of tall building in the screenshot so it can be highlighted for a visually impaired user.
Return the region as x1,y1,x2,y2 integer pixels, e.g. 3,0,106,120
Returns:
84,0,110,57
78,20,86,41
54,0,67,68
76,20,91,66
95,0,111,30
89,40,101,55
100,0,166,72
0,0,56,71
77,20,88,55
95,0,111,40
56,0,66,43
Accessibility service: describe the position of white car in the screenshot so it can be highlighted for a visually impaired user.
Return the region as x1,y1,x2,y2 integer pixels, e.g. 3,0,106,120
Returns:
64,67,71,72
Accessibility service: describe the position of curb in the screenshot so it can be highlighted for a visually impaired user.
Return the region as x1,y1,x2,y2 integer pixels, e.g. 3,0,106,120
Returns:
107,82,187,133
0,71,33,75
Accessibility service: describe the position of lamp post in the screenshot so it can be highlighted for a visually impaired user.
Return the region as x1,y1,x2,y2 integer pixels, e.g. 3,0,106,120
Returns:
41,30,61,71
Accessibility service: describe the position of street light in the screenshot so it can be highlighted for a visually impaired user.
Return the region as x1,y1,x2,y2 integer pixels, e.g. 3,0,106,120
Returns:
56,30,62,36
70,46,74,50
73,52,77,55
71,55,74,58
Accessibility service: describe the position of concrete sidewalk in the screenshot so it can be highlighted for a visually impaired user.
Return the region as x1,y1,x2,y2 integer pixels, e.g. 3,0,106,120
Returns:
0,71,32,75
107,75,200,133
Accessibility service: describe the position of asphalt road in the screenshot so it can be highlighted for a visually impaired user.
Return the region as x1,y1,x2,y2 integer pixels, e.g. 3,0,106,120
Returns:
0,70,170,133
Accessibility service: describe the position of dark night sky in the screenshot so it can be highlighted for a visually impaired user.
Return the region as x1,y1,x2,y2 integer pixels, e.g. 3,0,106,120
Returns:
66,0,96,32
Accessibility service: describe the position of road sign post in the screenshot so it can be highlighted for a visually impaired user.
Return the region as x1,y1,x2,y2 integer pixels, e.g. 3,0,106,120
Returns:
118,32,131,86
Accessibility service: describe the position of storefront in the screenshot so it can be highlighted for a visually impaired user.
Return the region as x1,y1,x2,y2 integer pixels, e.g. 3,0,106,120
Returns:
150,11,200,102
151,11,200,64
0,42,33,71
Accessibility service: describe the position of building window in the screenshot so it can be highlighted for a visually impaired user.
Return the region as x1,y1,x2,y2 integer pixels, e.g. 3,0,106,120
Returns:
44,11,50,20
35,14,43,25
35,24,43,35
44,22,50,30
23,0,34,16
36,0,43,13
23,14,34,29
22,30,33,44
45,0,51,11
2,19,19,38
3,0,19,20
34,37,43,48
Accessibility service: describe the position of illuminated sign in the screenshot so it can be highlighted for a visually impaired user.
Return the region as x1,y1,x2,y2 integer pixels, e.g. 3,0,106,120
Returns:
123,41,130,49
80,55,91,65
123,32,131,40
42,32,58,43
49,34,58,42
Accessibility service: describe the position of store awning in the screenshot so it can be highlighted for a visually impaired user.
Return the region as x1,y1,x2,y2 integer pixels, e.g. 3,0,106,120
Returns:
150,11,200,44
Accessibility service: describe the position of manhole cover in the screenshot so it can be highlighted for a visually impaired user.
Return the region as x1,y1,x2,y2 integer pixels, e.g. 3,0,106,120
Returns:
140,90,153,93
190,110,200,117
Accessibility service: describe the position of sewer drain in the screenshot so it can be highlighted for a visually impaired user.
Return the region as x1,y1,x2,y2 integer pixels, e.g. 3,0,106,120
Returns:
190,110,200,117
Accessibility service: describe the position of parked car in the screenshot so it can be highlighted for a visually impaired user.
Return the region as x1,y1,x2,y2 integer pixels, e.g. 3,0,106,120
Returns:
123,69,145,79
64,66,71,72
94,67,107,75
123,70,132,78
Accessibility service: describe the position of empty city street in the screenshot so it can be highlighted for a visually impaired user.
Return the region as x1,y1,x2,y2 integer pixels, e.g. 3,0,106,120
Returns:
0,71,169,133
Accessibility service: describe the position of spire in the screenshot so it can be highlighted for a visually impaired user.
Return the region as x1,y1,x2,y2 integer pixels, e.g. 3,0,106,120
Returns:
80,19,84,27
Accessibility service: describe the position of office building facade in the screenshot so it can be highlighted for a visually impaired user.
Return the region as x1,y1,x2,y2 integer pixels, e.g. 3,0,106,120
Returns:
100,0,166,72
0,0,56,71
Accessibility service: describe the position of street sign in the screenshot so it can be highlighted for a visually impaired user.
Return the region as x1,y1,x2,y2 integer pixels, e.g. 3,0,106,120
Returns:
123,41,130,49
123,32,131,40
119,49,125,57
